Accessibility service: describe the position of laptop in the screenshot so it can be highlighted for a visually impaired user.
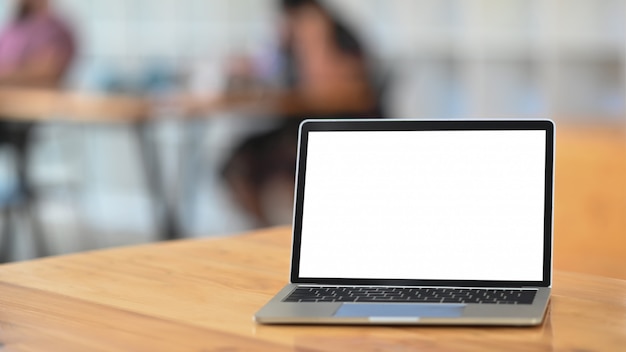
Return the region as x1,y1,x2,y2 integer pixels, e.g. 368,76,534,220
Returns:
255,119,554,325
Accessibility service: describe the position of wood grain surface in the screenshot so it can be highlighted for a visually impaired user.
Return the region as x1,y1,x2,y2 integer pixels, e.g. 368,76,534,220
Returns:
0,226,625,351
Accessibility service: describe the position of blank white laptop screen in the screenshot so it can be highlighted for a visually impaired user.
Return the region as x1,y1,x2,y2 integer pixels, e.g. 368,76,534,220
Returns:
299,130,546,281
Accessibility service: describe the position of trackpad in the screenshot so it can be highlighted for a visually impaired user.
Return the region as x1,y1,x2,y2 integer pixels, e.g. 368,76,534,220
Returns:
334,303,465,318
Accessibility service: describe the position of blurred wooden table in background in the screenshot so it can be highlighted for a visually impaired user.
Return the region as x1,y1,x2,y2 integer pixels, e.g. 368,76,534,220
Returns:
0,87,186,243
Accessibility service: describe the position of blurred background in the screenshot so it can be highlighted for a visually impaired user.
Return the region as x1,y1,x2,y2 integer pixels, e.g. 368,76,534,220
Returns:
0,0,623,275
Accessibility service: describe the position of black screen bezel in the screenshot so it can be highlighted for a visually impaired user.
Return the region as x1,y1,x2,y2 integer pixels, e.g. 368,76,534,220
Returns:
290,119,555,288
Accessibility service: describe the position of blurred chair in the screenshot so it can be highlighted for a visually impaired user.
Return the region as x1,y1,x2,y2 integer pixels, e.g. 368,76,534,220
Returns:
0,124,47,262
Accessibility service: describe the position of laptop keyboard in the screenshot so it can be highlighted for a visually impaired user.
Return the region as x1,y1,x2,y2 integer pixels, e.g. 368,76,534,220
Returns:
283,286,537,304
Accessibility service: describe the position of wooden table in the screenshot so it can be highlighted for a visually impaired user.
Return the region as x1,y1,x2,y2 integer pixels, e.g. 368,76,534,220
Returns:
0,87,186,243
0,86,296,244
0,226,624,351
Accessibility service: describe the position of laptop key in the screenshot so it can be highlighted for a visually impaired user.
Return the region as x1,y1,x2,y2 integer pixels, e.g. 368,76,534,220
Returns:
442,297,465,303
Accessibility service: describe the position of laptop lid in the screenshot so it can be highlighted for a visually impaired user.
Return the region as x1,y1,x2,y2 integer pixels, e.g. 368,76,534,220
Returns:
290,119,554,288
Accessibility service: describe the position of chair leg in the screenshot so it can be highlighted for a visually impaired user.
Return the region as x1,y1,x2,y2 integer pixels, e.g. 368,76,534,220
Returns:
0,207,15,263
25,198,48,257
15,125,49,258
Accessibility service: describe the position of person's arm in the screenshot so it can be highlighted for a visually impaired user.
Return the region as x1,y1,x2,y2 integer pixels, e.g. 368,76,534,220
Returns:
273,78,374,115
174,19,375,116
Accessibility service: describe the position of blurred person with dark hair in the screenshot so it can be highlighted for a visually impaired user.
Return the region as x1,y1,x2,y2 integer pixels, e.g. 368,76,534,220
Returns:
222,0,382,227
0,0,75,198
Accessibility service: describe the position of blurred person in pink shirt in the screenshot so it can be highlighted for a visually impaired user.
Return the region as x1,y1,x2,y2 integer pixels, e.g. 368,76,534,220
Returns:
0,0,75,198
0,0,75,87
